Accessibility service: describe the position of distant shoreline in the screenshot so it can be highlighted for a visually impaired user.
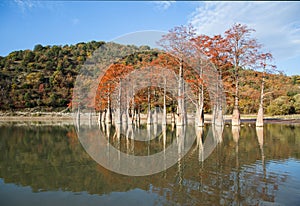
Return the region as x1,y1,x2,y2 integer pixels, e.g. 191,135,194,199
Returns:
0,112,299,124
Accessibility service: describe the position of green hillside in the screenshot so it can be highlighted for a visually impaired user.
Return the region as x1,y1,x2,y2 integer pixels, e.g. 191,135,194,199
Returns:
0,41,299,115
0,41,104,111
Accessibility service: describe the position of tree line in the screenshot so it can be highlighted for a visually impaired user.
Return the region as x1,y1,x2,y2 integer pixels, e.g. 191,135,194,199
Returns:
0,24,299,117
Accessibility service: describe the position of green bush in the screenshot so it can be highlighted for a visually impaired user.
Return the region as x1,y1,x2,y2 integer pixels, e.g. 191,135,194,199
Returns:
267,95,300,115
294,94,300,114
267,96,293,115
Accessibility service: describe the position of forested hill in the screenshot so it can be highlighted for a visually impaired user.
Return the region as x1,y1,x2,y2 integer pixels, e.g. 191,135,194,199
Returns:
0,40,299,115
0,41,105,111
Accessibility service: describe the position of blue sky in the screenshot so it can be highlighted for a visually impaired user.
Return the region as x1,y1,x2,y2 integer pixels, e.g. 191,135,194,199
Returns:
0,1,299,76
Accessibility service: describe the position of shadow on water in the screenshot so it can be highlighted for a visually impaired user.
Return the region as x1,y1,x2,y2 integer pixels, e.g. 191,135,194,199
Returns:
0,122,300,205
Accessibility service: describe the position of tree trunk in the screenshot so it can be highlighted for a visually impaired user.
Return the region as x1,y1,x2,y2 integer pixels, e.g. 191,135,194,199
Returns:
232,68,240,126
98,111,101,123
213,74,224,127
126,94,132,125
115,123,121,140
196,66,204,127
115,80,122,124
153,106,158,124
105,85,112,124
232,105,240,126
127,108,131,124
132,108,136,124
101,110,106,122
105,107,112,124
256,75,265,127
114,108,121,124
162,78,167,125
76,106,80,126
88,109,92,126
136,106,141,126
147,87,152,125
177,59,185,126
131,91,136,123
131,97,136,124
171,110,175,124
196,88,204,127
122,112,127,124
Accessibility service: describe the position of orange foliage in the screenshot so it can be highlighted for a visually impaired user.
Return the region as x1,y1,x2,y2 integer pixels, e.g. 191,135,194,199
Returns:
94,52,203,111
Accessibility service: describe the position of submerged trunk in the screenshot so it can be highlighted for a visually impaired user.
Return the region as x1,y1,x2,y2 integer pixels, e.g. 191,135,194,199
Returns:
136,106,140,126
232,104,240,126
256,104,264,127
105,107,112,124
101,110,106,122
171,110,175,124
153,106,158,124
98,111,101,123
256,74,265,127
76,106,80,126
114,108,122,124
232,67,240,126
196,104,204,127
211,105,216,125
88,109,92,126
126,94,132,125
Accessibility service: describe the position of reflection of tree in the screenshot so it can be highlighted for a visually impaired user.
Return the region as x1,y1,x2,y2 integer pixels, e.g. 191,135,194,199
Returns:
256,126,269,203
195,126,204,163
256,127,265,166
0,124,299,205
232,125,241,205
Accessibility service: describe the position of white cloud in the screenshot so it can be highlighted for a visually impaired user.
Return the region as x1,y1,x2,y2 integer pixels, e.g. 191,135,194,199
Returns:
188,2,300,66
154,1,176,11
14,0,38,11
13,0,60,13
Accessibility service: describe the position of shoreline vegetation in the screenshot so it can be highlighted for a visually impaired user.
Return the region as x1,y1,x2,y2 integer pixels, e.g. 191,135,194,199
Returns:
1,111,299,124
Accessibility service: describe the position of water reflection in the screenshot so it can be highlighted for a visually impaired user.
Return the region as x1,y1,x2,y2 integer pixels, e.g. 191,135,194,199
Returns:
80,122,197,176
232,126,240,168
256,127,264,163
195,126,204,163
0,122,299,205
256,126,270,204
82,120,225,176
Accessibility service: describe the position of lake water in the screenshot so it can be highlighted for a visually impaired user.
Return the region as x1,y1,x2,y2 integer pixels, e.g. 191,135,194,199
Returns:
0,122,299,206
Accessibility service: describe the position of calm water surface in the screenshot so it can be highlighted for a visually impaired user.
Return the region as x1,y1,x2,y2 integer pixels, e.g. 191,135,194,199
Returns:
0,122,299,206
